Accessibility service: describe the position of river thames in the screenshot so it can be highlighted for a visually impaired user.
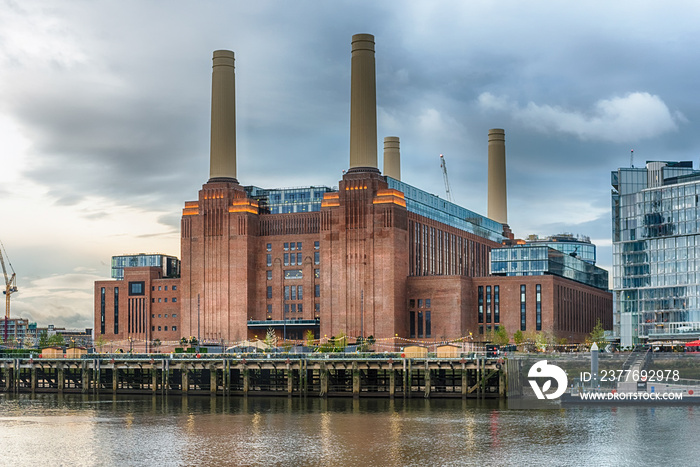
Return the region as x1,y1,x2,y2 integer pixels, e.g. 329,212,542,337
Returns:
1,394,698,466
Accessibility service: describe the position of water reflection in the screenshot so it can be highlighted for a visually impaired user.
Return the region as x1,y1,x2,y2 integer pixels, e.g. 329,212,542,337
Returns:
1,394,699,466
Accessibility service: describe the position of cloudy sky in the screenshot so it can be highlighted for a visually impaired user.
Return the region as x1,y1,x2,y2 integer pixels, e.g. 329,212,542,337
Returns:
1,1,698,330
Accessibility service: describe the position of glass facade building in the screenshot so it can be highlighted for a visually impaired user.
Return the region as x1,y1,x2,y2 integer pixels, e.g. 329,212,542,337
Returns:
387,177,505,243
490,245,608,290
111,254,180,280
611,161,700,345
524,234,597,265
244,186,335,214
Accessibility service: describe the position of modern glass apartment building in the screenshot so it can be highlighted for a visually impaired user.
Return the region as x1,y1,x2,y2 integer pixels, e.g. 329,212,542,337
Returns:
612,161,700,345
524,233,597,265
111,254,180,280
490,245,608,290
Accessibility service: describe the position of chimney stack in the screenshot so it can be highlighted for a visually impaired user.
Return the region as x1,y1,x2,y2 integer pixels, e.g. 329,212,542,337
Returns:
209,50,237,182
383,136,401,180
487,128,507,224
348,34,379,173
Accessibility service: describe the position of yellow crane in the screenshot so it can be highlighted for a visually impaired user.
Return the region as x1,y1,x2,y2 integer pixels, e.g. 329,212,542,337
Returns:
0,241,18,343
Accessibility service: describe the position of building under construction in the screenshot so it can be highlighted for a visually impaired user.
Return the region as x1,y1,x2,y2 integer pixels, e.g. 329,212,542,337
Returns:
95,34,611,347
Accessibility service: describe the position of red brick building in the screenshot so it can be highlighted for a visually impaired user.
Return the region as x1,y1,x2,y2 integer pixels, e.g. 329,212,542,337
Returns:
94,34,612,346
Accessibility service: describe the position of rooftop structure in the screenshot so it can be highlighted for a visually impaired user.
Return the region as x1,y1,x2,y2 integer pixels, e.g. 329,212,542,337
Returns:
111,254,180,281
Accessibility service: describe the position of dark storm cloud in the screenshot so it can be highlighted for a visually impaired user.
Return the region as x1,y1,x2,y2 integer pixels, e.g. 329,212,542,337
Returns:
4,0,700,278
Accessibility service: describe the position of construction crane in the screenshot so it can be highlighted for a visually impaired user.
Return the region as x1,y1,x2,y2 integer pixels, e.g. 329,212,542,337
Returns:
0,241,18,343
439,154,453,202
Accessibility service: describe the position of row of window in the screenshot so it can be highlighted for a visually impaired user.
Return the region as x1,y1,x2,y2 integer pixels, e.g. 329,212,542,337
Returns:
266,241,321,252
152,325,177,332
409,310,432,338
265,302,322,317
151,313,177,318
409,299,431,308
266,252,320,266
268,284,321,300
151,297,177,303
152,285,177,291
478,286,500,325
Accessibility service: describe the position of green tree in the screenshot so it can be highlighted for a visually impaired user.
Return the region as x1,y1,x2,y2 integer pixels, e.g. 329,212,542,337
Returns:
587,319,606,346
47,333,65,347
513,330,524,345
94,335,108,353
39,330,50,349
493,326,509,346
305,330,315,348
264,327,278,349
152,338,161,353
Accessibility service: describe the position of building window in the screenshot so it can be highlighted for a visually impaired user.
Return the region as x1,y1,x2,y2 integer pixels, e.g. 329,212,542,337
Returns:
315,284,320,298
417,311,423,337
291,286,297,300
290,242,296,251
297,252,302,264
486,286,492,323
536,284,542,331
291,304,297,313
267,286,272,299
158,326,161,331
164,298,168,303
266,254,272,267
164,326,168,331
284,242,289,251
297,242,302,250
315,303,320,315
418,299,423,308
409,299,415,308
314,241,319,249
478,286,484,324
494,286,500,323
114,287,119,334
172,314,177,318
164,286,168,291
284,269,303,280
479,325,484,335
158,286,162,291
521,285,527,331
100,288,105,335
267,304,272,316
298,303,303,314
284,253,289,266
267,270,272,280
426,311,431,338
426,299,431,308
158,298,162,303
172,286,177,291
152,326,155,332
172,326,177,331
267,243,272,251
285,303,290,314
172,298,177,303
129,281,145,296
314,251,320,264
285,286,290,300
410,311,416,338
314,269,320,278
298,285,303,300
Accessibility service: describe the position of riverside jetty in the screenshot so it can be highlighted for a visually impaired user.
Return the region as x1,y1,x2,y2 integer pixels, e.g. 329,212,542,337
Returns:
0,354,505,399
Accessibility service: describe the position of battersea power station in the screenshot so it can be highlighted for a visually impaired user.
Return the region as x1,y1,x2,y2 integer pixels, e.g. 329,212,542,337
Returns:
95,34,612,347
